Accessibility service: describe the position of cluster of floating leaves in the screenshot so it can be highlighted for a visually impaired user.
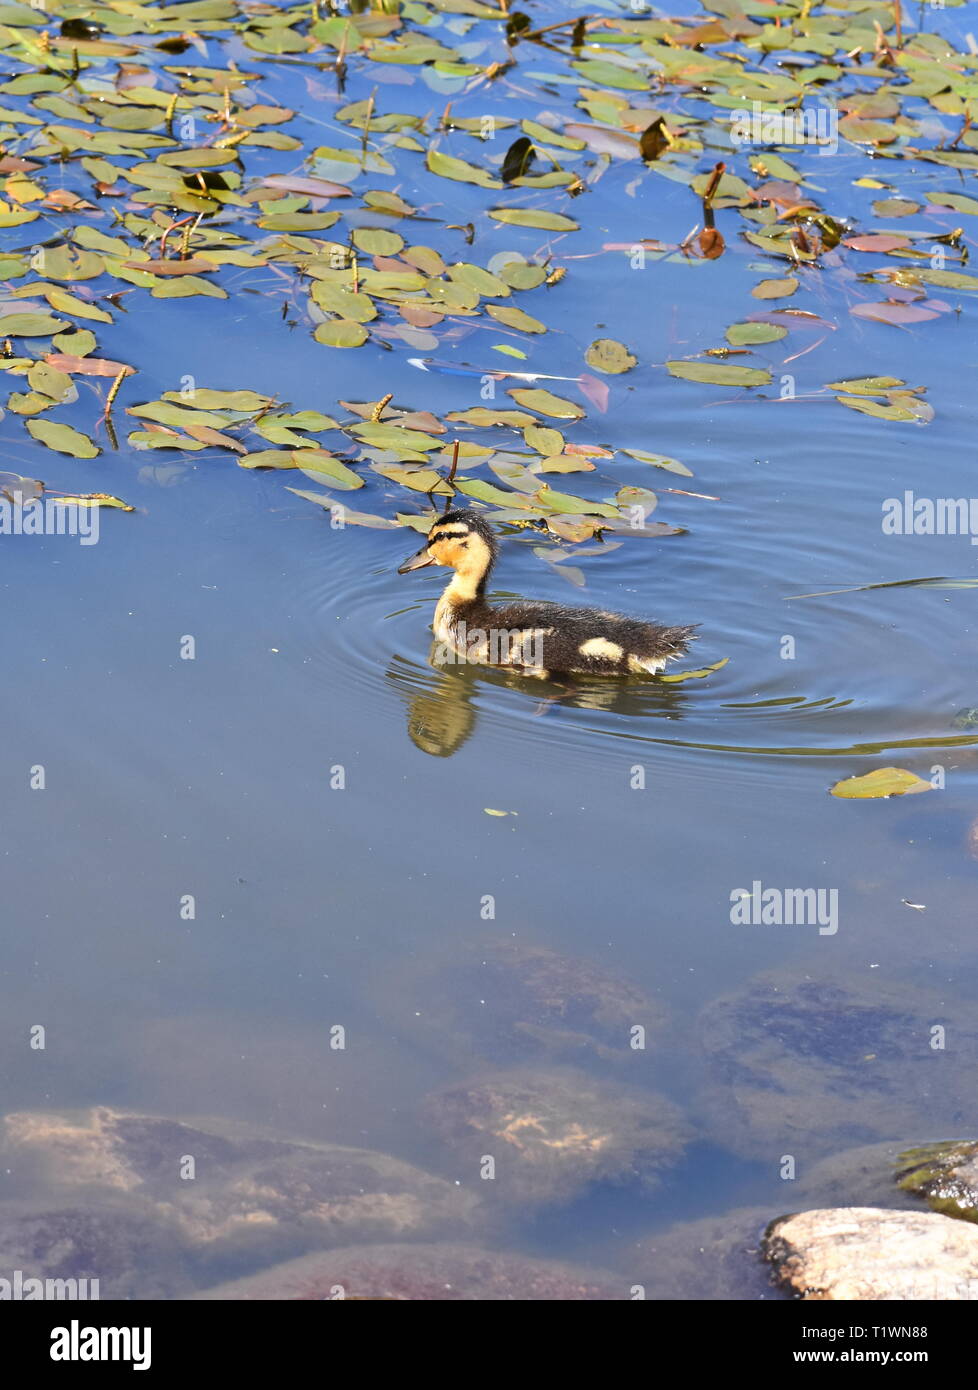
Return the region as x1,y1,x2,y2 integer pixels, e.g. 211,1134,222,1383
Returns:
0,0,975,541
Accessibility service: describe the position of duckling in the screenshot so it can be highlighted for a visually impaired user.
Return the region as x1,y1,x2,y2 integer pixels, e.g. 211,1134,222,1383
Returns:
398,508,696,678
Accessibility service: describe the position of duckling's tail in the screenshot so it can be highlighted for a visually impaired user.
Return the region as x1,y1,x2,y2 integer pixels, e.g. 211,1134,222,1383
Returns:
631,623,698,674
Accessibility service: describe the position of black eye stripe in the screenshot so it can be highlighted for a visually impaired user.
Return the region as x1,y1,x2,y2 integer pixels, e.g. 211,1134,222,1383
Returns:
428,529,471,545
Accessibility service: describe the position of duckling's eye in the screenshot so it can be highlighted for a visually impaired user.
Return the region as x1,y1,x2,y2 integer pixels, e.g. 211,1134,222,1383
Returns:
429,527,470,547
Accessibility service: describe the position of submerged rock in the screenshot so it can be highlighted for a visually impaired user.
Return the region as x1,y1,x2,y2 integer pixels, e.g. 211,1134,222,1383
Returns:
895,1139,978,1222
620,1207,781,1301
195,1242,625,1300
2,1108,479,1272
389,937,668,1069
422,1067,687,1207
763,1207,978,1300
795,1140,922,1211
0,1199,192,1301
694,967,978,1158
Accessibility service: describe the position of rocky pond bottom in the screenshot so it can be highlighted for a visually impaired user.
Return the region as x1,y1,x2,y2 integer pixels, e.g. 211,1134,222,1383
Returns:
3,938,978,1300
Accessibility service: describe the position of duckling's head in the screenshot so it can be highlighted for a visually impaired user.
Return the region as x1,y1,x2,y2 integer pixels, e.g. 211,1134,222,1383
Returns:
398,509,498,579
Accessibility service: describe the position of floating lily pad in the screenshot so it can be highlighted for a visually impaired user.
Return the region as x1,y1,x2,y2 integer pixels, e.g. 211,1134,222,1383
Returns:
313,320,369,349
585,339,637,374
724,322,787,346
752,278,798,299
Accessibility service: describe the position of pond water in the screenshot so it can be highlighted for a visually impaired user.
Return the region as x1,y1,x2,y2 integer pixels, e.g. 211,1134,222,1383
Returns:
1,0,977,1298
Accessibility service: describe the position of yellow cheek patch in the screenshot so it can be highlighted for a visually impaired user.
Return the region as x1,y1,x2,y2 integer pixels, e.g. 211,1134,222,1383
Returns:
429,540,458,566
579,637,624,661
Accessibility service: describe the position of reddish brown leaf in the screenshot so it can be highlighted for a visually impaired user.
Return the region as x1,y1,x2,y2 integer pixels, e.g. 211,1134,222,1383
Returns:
259,175,352,199
183,424,247,452
565,442,614,458
750,309,835,330
400,304,444,328
851,301,941,325
577,374,609,414
563,124,640,159
45,354,135,377
752,180,817,209
395,410,446,434
44,190,96,210
0,155,41,174
843,234,911,252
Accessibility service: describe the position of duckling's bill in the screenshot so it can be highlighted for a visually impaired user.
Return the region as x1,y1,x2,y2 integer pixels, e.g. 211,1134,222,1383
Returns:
398,544,435,573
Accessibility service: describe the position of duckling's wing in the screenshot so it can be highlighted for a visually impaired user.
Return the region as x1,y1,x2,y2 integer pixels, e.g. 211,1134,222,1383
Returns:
489,600,696,673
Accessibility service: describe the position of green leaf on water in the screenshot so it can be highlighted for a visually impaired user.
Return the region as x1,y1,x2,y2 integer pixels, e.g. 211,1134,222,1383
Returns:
161,389,272,412
287,489,401,527
571,59,649,91
130,400,234,430
297,450,364,489
373,465,451,494
752,278,798,299
825,377,906,395
52,328,96,356
725,322,787,346
446,408,537,428
0,312,68,336
238,450,297,469
488,208,579,231
426,148,501,188
351,227,405,256
913,268,978,293
666,360,772,387
311,282,378,322
621,448,693,476
257,211,341,232
533,486,619,518
26,419,99,458
585,338,637,374
128,431,208,452
659,657,728,683
353,423,444,451
313,319,369,348
830,768,933,799
929,192,978,216
525,425,564,455
486,304,546,333
836,396,919,421
455,478,532,507
507,388,583,419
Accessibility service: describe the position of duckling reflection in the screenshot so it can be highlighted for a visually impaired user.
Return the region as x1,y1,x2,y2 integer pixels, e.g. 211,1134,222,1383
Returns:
387,649,694,758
